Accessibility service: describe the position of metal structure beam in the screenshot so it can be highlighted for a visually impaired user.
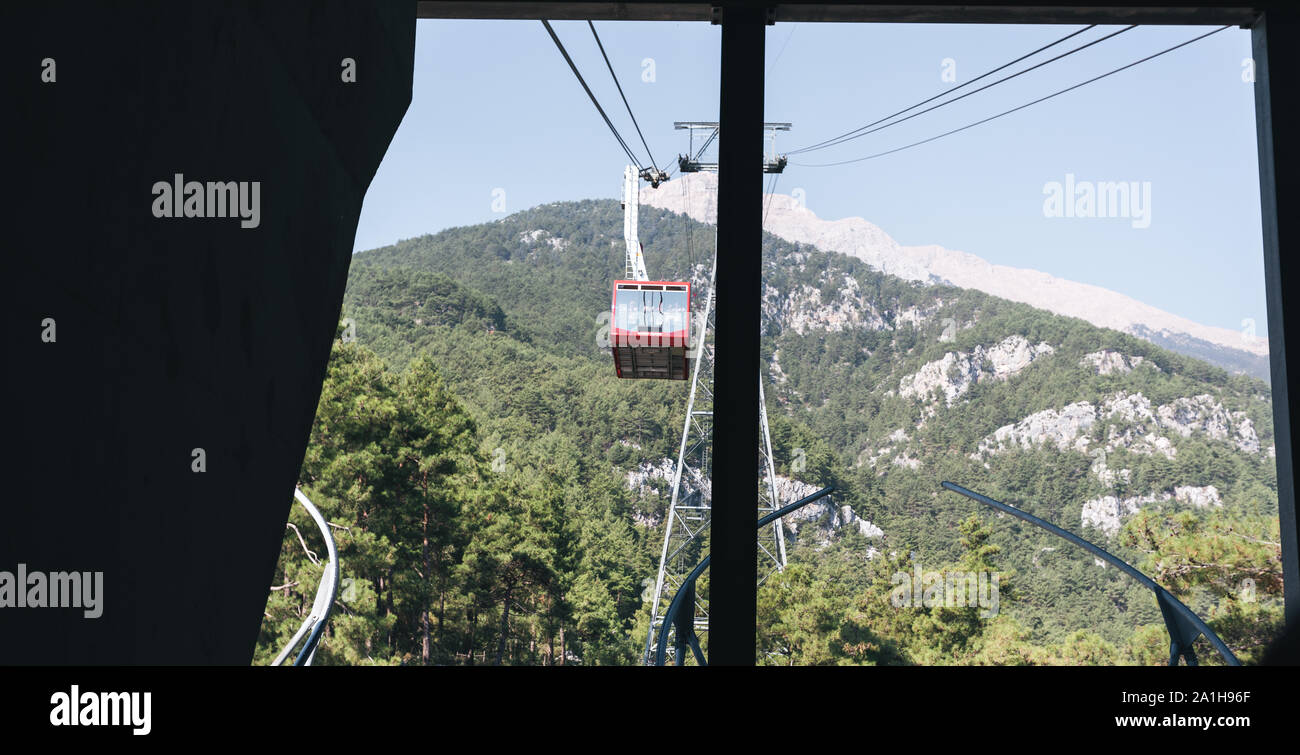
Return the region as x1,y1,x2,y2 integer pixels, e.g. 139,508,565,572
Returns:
675,122,791,173
623,165,650,281
1253,9,1300,627
709,2,766,666
942,482,1240,665
641,221,790,665
416,2,1258,25
643,256,716,666
271,488,341,667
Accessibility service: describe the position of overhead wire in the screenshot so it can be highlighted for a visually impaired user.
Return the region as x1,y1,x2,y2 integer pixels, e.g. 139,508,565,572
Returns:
790,25,1232,168
766,23,798,78
789,24,1137,156
589,21,662,173
542,19,645,171
788,23,1104,156
763,172,780,231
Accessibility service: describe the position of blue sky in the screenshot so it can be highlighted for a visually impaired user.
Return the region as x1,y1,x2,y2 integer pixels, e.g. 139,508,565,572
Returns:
355,20,1265,337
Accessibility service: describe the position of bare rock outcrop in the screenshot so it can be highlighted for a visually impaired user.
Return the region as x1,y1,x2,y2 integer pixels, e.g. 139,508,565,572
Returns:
898,335,1055,407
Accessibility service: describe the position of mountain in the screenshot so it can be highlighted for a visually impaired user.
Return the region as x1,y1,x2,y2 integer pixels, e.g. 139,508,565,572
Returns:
261,195,1283,665
641,172,1271,382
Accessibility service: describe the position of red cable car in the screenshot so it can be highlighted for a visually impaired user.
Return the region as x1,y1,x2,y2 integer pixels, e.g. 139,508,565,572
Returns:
611,280,692,380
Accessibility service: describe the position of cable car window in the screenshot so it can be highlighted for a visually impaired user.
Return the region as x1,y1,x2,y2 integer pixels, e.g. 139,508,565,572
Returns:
615,287,688,334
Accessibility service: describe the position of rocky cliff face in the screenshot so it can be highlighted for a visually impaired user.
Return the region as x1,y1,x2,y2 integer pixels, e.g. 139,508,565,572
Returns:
897,335,1055,407
773,476,884,547
1082,485,1222,537
1081,349,1151,375
640,173,1269,380
972,391,1261,460
762,274,888,335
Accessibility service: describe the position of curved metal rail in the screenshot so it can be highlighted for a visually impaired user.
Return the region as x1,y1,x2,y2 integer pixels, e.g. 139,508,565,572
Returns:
941,481,1239,666
271,487,340,667
654,486,835,666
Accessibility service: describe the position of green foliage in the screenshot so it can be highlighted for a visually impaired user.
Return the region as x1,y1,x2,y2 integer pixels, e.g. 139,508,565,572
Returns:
256,340,652,664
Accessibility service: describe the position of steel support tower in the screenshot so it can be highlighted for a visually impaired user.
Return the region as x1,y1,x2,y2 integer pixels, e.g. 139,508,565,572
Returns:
641,124,790,665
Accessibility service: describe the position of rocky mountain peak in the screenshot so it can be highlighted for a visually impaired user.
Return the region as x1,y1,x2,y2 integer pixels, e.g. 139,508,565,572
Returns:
640,173,1270,378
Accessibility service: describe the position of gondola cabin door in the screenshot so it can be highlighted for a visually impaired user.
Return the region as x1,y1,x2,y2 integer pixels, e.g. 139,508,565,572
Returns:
611,280,691,380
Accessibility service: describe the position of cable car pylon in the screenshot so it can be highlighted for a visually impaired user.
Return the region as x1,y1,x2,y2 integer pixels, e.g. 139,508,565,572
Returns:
638,122,793,665
640,250,788,665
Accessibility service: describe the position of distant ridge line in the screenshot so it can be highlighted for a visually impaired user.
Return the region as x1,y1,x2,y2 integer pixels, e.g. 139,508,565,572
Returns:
639,172,1269,381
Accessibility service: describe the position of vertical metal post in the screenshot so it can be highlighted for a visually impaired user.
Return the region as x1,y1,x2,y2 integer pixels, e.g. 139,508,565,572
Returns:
759,378,788,571
710,3,765,665
1253,11,1300,628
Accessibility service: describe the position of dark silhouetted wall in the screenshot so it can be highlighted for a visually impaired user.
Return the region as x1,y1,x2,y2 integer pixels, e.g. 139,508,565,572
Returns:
2,0,415,663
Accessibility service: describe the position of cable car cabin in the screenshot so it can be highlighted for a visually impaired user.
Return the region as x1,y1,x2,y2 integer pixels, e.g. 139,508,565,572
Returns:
611,280,691,380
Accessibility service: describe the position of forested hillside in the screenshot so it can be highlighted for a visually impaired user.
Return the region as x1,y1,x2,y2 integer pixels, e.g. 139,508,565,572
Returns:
255,198,1285,665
